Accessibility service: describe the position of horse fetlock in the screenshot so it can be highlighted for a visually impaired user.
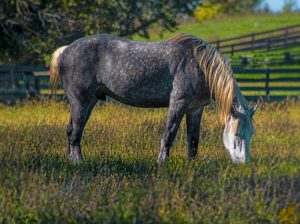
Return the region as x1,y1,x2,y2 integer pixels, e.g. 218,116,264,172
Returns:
188,149,197,160
157,149,169,164
68,146,83,163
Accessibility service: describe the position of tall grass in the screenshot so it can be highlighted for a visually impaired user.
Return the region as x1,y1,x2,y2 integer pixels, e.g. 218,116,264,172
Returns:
0,100,299,223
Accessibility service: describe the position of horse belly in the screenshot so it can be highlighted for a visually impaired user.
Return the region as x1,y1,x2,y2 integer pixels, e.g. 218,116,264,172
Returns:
102,72,173,108
98,43,178,108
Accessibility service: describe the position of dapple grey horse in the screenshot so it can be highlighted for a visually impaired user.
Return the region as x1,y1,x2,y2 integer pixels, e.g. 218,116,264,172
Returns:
50,33,258,164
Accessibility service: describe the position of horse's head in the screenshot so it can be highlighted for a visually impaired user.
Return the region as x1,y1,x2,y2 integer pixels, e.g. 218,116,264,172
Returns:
222,100,259,164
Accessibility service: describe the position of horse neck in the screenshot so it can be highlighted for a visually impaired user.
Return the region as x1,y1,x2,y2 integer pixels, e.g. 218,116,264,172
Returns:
233,84,249,111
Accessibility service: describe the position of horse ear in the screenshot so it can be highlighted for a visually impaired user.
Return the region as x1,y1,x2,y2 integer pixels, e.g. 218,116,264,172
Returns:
250,99,260,117
231,105,245,119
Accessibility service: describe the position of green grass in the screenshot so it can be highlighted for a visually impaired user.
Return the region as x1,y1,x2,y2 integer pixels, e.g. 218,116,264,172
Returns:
134,13,300,42
134,13,300,69
0,100,300,223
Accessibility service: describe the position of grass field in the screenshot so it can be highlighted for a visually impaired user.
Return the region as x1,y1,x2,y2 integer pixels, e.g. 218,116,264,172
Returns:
134,13,300,42
0,100,300,223
1,13,300,223
134,13,300,70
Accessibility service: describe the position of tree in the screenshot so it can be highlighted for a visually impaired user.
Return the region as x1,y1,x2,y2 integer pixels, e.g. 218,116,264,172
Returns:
283,0,297,13
0,0,200,64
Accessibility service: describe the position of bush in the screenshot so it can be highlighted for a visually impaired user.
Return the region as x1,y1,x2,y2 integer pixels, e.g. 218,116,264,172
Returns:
194,3,222,22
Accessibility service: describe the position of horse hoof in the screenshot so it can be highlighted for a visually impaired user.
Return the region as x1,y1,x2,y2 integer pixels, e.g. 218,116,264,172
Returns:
157,156,167,165
68,155,83,164
188,154,197,160
67,151,83,163
157,150,168,165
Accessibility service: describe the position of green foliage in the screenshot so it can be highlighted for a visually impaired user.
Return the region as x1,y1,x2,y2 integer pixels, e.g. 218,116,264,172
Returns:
194,3,222,22
283,0,298,13
0,100,300,223
205,0,263,14
193,0,263,22
0,0,199,64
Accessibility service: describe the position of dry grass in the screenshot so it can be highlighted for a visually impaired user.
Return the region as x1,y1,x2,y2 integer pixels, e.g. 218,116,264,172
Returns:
0,100,300,223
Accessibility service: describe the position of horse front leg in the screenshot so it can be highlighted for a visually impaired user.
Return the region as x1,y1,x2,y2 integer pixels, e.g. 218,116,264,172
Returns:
186,107,203,160
157,98,191,164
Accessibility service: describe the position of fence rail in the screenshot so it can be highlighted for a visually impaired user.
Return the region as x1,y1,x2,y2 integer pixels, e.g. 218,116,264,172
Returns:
210,24,300,55
230,51,300,68
0,66,300,103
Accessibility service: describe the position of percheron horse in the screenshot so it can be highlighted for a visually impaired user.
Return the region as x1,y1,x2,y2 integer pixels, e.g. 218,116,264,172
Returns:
50,33,258,164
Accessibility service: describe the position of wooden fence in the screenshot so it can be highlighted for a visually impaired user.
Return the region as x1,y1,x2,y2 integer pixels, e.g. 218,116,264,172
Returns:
0,66,49,104
235,68,300,101
0,65,300,103
230,51,300,68
210,24,300,55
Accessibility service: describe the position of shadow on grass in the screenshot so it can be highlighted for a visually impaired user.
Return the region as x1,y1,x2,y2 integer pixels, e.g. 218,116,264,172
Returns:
26,152,157,179
1,149,232,184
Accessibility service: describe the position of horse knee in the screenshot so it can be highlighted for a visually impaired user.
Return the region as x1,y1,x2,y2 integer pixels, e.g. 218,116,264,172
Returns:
66,124,72,137
68,130,82,146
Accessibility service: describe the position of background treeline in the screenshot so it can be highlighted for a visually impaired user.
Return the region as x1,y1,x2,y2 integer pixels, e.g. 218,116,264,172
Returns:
194,0,277,21
0,0,200,64
1,0,294,65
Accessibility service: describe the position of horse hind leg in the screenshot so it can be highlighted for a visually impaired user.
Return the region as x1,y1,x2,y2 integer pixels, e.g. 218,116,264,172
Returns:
65,116,73,156
66,94,97,162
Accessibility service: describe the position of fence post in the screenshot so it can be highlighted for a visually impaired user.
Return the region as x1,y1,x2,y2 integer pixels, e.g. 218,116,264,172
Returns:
284,27,289,48
10,67,14,90
25,71,30,92
216,39,220,51
231,44,234,56
267,38,271,51
284,52,292,63
251,33,255,52
266,69,270,96
35,77,40,94
9,66,17,104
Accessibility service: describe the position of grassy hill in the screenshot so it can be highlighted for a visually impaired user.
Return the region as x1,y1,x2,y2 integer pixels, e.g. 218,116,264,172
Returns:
134,13,300,42
134,13,300,68
136,13,300,96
